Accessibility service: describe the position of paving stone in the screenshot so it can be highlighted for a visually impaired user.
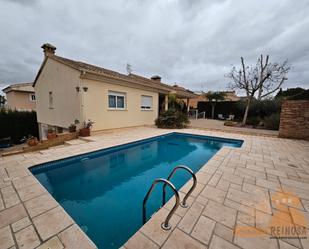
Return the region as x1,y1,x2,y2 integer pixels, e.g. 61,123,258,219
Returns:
178,201,204,234
256,179,281,191
200,185,226,203
216,178,230,191
213,223,234,242
208,173,221,186
195,172,212,185
266,169,287,178
195,195,208,206
203,200,237,228
13,175,38,190
1,185,20,208
209,235,239,249
36,236,64,249
221,172,243,185
0,204,27,228
0,226,15,249
58,224,97,249
15,225,40,249
289,207,309,227
141,207,181,246
33,206,74,241
125,231,158,249
24,193,58,218
11,217,31,232
234,223,278,249
161,228,206,249
237,212,255,226
279,240,300,249
191,215,215,245
17,183,47,202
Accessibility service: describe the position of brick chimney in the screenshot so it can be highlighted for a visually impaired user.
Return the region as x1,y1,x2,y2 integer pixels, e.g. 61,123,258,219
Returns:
41,43,56,57
151,75,161,82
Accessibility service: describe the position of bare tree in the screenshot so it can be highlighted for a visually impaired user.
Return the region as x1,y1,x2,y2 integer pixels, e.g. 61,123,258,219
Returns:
227,55,290,125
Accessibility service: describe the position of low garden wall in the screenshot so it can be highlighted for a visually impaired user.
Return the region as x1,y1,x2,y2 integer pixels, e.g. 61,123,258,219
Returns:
279,100,309,140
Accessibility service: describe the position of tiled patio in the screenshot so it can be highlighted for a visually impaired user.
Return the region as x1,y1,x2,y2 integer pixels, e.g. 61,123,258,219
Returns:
0,127,308,249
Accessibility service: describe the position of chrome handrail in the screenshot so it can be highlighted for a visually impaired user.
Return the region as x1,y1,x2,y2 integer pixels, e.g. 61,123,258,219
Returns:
142,178,180,230
163,165,197,208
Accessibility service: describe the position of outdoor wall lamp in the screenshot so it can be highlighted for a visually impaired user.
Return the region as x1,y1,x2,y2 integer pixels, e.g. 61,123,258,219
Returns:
83,87,88,92
75,86,80,92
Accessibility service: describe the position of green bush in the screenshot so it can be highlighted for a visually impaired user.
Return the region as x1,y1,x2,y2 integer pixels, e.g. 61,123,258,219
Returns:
0,109,39,144
263,113,281,130
246,116,261,127
155,109,190,128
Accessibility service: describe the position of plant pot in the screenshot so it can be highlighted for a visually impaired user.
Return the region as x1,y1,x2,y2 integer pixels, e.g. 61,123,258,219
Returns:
69,126,76,133
27,138,38,146
47,132,57,140
79,128,90,137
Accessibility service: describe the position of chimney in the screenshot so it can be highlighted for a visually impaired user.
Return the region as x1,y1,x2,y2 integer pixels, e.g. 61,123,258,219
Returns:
151,75,161,82
41,43,56,57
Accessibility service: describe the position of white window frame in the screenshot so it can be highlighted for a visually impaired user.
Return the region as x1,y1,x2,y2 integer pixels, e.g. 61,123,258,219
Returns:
29,93,36,101
108,91,126,110
141,95,153,110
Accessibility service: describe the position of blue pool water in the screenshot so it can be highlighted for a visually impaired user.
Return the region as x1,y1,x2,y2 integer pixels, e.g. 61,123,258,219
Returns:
31,133,242,249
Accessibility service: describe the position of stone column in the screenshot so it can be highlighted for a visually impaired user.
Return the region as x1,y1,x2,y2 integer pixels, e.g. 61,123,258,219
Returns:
164,95,168,111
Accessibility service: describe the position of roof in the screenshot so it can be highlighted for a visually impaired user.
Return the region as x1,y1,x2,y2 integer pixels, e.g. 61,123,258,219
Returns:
2,82,34,93
34,54,196,98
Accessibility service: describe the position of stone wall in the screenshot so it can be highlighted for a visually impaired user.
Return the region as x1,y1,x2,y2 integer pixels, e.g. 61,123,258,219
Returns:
279,100,309,140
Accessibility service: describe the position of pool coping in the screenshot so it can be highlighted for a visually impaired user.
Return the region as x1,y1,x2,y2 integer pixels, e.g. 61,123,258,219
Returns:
1,127,308,249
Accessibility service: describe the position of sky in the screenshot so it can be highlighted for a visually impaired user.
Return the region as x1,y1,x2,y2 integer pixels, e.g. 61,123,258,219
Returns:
0,0,309,95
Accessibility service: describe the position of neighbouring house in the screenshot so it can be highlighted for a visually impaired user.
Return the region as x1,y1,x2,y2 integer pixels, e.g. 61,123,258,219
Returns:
2,82,36,111
189,90,241,108
34,43,196,140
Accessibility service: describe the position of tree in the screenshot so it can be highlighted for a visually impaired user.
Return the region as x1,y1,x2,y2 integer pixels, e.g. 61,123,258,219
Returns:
204,91,226,119
227,55,290,125
0,95,6,107
275,87,306,99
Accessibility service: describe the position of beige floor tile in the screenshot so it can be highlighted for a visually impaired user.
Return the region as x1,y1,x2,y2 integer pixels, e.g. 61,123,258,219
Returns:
0,226,15,249
213,223,234,242
17,183,47,202
162,228,206,249
33,207,74,241
200,185,226,203
58,224,97,249
24,193,58,218
141,207,181,246
191,215,215,245
203,200,237,228
11,217,31,232
125,231,158,249
1,185,20,208
0,204,27,228
15,225,40,249
178,201,204,234
209,235,239,249
36,236,64,249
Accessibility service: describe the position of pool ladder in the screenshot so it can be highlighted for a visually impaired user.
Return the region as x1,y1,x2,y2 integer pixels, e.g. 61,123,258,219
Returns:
142,165,197,230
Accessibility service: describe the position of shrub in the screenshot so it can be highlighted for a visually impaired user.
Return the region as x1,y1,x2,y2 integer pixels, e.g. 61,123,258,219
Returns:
155,109,190,128
263,113,281,130
246,116,260,127
0,109,39,144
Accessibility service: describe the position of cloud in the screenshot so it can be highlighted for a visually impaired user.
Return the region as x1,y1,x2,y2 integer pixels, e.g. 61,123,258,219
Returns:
0,0,308,93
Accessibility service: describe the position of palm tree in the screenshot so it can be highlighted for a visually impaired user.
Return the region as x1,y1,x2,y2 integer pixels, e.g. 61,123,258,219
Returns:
204,91,226,119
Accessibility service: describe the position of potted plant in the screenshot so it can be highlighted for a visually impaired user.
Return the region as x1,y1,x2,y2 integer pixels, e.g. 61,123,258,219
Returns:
27,136,39,146
47,128,57,140
69,119,80,133
79,119,94,137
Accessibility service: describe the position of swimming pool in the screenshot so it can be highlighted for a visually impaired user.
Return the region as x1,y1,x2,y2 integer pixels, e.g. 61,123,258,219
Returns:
31,132,242,249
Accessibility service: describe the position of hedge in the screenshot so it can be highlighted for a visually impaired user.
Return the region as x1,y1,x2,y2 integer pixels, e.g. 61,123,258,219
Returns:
197,99,282,120
0,109,39,144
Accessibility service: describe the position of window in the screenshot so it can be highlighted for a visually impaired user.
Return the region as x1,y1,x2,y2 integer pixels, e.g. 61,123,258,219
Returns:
108,91,126,109
141,95,153,110
30,93,36,101
49,91,54,108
